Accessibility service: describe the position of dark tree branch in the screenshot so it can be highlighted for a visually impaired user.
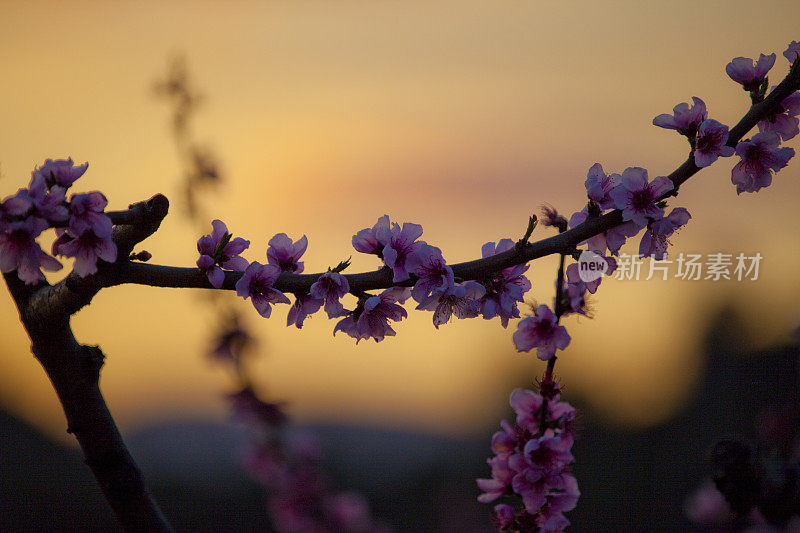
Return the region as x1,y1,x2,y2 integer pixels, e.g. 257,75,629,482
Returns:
43,56,799,304
3,193,174,531
4,274,173,532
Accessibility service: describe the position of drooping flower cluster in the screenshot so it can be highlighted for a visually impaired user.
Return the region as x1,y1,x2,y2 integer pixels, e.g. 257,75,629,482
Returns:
0,158,120,284
477,382,579,532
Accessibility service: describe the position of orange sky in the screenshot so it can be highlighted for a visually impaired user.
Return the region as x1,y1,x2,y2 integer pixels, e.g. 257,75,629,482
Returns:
1,1,799,441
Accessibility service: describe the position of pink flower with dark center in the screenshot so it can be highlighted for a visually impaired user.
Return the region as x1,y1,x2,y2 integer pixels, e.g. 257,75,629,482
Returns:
784,41,800,63
310,271,350,318
31,158,88,189
695,119,736,167
653,96,707,136
537,474,579,532
510,388,544,432
512,305,570,361
376,220,425,282
584,163,621,210
406,243,454,304
491,429,517,456
286,293,323,329
333,287,408,343
55,228,117,277
416,281,485,328
726,53,776,91
352,214,390,256
196,219,250,288
267,233,307,273
731,132,795,194
758,90,800,142
639,207,691,260
609,167,673,228
522,435,574,478
68,191,112,237
0,216,62,284
235,262,290,318
479,239,531,327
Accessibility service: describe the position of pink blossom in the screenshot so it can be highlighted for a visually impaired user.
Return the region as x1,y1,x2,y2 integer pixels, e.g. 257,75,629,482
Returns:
784,41,800,63
0,216,62,284
54,227,118,277
376,219,425,282
584,163,621,210
653,96,707,136
68,191,112,237
479,239,531,327
27,174,69,223
416,281,485,328
267,233,307,273
726,53,776,91
286,293,324,329
695,119,735,167
334,287,408,343
352,214,390,255
731,132,795,194
31,158,88,189
309,271,350,319
235,262,290,318
510,388,544,432
609,167,673,228
196,219,250,288
406,243,454,304
639,207,691,260
512,305,571,360
522,435,574,478
2,189,34,218
477,455,516,503
758,90,800,142
491,504,516,531
605,221,640,256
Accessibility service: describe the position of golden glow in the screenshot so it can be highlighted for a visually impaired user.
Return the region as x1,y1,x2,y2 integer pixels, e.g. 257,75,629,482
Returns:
1,1,799,440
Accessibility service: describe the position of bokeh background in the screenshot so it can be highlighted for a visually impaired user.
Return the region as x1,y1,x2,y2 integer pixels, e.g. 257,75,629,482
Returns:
1,1,800,530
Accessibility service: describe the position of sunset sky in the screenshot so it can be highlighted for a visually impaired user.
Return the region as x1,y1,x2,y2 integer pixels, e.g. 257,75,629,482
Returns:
1,1,799,442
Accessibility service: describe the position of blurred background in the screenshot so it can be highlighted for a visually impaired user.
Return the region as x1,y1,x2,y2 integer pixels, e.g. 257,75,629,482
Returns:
1,1,799,530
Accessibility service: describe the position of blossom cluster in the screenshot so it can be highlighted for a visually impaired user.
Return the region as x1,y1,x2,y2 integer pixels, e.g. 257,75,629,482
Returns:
197,214,534,346
476,382,579,532
0,158,117,284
